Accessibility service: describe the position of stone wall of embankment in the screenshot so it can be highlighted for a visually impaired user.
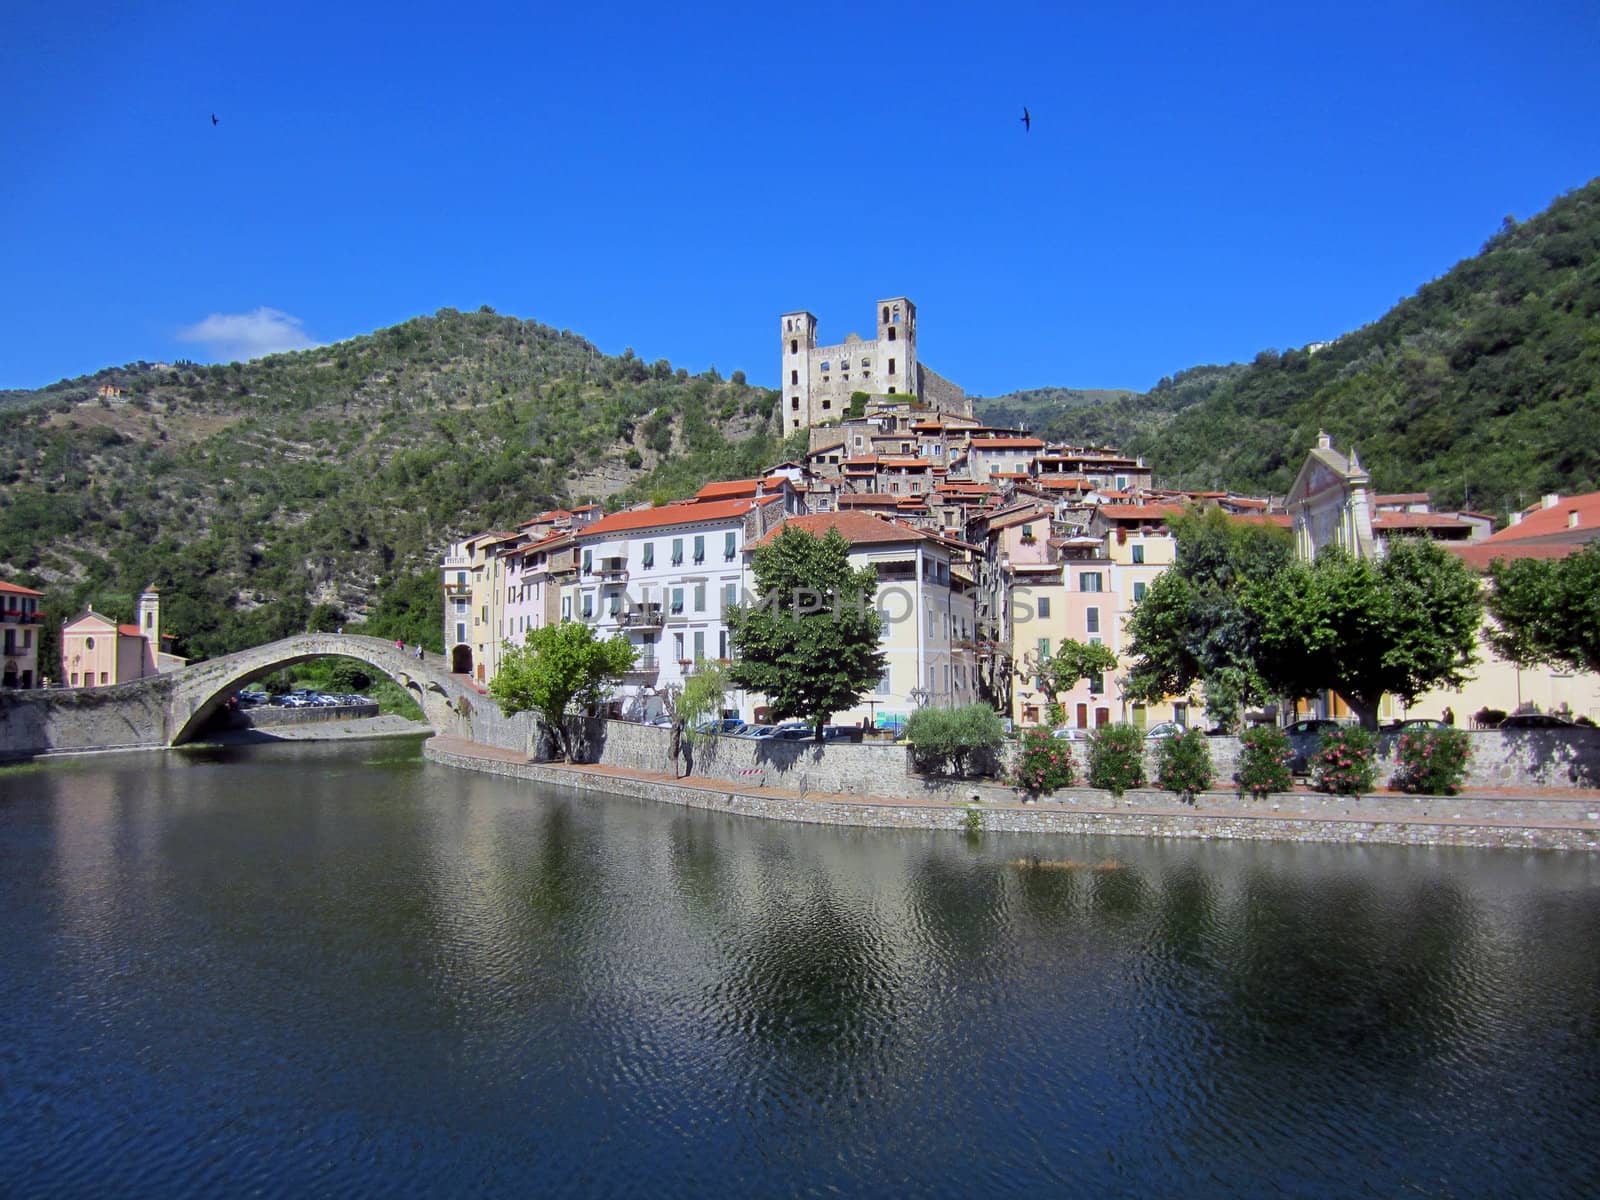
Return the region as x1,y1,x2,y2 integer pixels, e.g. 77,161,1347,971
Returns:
422,742,1600,852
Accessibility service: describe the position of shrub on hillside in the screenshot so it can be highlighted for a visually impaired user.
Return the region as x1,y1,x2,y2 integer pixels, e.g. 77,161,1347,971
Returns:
904,704,1005,777
1010,728,1075,795
1156,728,1214,802
1311,726,1379,796
1392,727,1472,795
1237,724,1294,799
1087,723,1145,797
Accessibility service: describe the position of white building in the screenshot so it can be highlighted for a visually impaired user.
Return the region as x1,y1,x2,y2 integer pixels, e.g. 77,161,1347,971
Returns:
571,480,799,720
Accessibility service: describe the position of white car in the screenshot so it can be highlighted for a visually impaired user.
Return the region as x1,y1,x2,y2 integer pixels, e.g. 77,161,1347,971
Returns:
1050,727,1090,742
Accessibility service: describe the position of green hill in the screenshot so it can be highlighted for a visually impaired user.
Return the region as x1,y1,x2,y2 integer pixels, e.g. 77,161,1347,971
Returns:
0,306,794,660
982,177,1600,508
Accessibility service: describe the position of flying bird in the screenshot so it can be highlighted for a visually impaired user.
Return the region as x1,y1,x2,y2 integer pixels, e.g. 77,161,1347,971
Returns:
211,113,219,126
1020,106,1030,132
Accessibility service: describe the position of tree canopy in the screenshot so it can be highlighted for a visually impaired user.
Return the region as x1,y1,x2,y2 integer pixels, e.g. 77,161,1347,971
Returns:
488,621,635,760
1486,543,1600,675
1122,506,1293,727
726,526,885,737
1250,539,1483,729
1025,638,1118,717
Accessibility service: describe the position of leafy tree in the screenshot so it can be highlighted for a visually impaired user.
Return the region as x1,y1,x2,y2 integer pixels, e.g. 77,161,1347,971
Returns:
1022,638,1118,718
488,621,635,761
679,659,730,746
726,526,885,738
1123,506,1293,727
1250,539,1482,730
1486,543,1600,675
903,703,1005,776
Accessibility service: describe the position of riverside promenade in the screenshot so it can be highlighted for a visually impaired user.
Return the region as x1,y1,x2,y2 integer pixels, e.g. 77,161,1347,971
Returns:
425,735,1600,852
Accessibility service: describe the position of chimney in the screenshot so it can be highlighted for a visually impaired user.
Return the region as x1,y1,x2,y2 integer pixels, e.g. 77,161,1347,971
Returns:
1569,510,1581,530
1510,511,1523,526
1543,493,1560,509
1316,430,1332,450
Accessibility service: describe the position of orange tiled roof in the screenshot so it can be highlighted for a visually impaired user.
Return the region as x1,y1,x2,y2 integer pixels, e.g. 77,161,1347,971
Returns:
969,437,1045,450
1449,543,1577,572
693,477,788,500
1372,512,1476,530
1482,492,1600,545
1099,503,1184,521
578,495,779,537
757,512,939,547
0,580,44,597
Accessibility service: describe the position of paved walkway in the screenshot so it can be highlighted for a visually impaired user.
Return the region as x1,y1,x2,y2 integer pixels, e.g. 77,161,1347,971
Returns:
424,736,1599,834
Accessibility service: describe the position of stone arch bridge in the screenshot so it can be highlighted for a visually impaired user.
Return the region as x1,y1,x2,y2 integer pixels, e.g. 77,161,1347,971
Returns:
0,634,487,758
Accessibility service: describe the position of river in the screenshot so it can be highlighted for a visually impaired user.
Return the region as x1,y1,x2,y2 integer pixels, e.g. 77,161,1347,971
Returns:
2,738,1598,1198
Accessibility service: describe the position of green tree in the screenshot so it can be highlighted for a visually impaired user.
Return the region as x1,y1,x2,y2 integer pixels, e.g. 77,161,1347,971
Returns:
903,703,1005,776
488,621,635,760
1486,543,1600,675
1251,539,1482,730
726,526,885,738
679,659,730,746
1028,638,1118,713
1123,506,1293,727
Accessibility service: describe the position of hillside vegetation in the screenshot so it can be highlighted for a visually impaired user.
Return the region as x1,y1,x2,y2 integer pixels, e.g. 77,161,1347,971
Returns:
981,177,1600,510
0,307,790,660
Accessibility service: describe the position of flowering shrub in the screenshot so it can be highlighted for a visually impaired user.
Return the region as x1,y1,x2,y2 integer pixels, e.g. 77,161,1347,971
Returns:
1392,727,1472,795
1156,728,1214,802
1010,729,1075,794
1087,723,1145,797
1311,726,1379,796
1237,725,1293,800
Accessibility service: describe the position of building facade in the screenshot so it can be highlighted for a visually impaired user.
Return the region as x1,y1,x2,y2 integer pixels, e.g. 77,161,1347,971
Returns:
59,587,180,687
1,581,45,689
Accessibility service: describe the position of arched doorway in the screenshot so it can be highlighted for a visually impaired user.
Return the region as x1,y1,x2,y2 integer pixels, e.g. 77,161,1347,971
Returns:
452,645,473,675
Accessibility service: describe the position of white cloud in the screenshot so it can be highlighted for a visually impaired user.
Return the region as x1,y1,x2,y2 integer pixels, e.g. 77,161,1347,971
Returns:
176,307,317,361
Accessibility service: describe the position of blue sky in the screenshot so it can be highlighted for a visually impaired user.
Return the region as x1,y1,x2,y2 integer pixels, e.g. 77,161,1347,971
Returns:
3,0,1596,395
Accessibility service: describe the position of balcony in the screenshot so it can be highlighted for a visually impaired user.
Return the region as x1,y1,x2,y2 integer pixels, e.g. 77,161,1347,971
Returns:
624,656,659,681
443,581,471,597
598,558,629,581
0,610,44,624
622,604,664,630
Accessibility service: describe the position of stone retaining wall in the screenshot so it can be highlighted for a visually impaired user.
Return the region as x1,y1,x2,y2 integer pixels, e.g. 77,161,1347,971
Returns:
423,742,1600,852
237,701,381,728
527,718,1600,797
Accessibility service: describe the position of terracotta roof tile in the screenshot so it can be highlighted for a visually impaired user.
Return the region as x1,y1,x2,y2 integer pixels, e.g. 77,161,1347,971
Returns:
578,495,779,537
0,581,44,597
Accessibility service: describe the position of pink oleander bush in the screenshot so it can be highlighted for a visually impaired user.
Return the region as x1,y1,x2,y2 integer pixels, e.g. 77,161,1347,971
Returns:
1087,723,1146,798
1156,727,1214,802
1392,727,1472,795
1311,726,1379,796
1010,728,1076,794
1237,724,1294,800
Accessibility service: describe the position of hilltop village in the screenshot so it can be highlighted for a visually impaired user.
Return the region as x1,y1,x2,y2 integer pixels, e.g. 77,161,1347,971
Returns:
440,297,1600,732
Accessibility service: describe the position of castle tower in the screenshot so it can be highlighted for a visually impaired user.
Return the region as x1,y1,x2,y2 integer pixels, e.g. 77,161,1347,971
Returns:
780,310,816,431
875,296,918,398
137,585,160,648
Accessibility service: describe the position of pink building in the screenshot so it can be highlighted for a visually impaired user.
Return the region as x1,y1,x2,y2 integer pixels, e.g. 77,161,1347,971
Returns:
59,586,182,688
1,580,46,689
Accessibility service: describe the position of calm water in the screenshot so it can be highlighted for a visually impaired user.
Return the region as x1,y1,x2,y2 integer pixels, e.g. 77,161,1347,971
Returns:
2,740,1599,1198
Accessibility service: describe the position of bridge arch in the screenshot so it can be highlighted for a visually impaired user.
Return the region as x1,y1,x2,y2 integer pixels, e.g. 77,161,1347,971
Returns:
167,633,469,746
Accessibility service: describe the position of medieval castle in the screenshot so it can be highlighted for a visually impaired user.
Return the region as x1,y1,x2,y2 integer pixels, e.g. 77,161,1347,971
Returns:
779,296,971,429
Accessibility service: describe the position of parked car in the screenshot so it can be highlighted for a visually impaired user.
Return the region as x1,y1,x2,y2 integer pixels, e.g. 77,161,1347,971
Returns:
820,725,861,743
740,725,780,739
1144,721,1185,739
773,727,816,741
1050,727,1091,742
1283,719,1342,737
1381,718,1450,733
1498,713,1574,729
